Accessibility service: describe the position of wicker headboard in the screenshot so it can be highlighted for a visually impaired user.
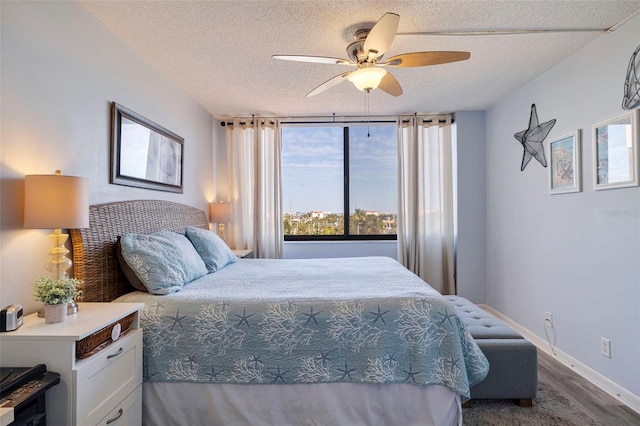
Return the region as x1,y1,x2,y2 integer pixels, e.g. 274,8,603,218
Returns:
70,200,209,302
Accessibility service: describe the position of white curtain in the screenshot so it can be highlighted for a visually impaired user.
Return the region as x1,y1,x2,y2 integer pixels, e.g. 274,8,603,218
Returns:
396,116,455,295
226,119,283,258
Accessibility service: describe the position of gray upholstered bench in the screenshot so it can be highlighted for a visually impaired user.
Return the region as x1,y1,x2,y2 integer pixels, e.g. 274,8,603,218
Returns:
445,295,537,407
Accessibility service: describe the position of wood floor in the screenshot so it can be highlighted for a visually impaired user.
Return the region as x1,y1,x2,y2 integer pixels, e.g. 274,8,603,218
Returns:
538,350,640,425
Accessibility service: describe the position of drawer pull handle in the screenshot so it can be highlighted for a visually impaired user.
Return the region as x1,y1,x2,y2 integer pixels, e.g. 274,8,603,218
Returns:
106,408,123,424
107,347,124,359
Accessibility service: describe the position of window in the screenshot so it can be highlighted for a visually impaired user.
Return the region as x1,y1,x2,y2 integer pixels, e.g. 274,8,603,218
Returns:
282,123,397,240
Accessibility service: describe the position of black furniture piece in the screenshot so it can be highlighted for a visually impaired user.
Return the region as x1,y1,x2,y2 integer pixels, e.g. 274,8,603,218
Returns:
0,364,60,426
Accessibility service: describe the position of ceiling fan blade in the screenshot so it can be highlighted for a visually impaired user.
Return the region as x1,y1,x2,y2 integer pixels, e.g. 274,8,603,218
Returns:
378,72,403,97
363,13,399,58
306,72,351,97
383,51,470,67
272,55,354,66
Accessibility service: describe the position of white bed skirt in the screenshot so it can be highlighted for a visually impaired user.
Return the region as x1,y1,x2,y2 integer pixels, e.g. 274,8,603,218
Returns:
143,382,461,426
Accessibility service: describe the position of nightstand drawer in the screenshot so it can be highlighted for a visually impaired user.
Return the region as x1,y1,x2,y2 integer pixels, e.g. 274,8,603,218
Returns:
96,385,142,426
75,329,142,425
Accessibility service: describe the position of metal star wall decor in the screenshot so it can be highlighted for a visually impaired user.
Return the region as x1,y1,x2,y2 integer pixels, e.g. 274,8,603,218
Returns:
622,44,640,110
514,104,556,171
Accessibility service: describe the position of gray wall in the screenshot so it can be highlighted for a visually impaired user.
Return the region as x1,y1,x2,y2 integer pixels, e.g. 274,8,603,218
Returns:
454,112,487,302
485,15,640,397
1,1,214,314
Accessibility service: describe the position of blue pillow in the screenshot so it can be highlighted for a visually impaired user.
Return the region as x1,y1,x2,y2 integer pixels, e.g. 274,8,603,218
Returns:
185,226,237,272
120,231,208,295
115,237,148,292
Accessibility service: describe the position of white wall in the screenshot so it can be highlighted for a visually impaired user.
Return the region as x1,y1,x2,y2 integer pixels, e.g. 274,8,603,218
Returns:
284,241,397,259
485,14,640,398
0,1,214,314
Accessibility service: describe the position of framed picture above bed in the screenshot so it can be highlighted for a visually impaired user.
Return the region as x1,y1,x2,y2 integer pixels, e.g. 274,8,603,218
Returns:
592,110,639,191
549,130,581,195
110,102,184,193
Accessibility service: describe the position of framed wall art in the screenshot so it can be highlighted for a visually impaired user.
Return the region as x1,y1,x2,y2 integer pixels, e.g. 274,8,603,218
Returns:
592,110,639,190
549,130,581,194
111,102,184,193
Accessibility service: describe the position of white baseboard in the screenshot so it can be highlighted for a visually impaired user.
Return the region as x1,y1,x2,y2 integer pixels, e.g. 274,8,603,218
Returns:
478,304,640,415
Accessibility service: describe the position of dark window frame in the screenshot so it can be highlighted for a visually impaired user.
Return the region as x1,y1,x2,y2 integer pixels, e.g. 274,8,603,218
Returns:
282,122,397,242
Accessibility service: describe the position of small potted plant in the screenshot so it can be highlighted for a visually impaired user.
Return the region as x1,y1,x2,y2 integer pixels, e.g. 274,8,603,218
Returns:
32,275,81,324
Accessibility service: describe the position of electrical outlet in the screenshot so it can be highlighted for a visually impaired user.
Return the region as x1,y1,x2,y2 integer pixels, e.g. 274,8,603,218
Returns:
601,338,611,358
544,312,553,328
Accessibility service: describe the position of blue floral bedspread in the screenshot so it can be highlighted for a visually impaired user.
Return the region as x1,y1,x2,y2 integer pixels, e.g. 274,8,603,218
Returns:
114,257,489,398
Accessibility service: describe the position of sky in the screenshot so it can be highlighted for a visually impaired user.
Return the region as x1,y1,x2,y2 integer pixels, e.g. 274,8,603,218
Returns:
281,124,397,214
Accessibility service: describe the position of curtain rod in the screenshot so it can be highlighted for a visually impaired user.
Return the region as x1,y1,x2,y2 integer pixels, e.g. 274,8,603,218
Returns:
283,120,394,125
221,120,276,127
220,113,453,127
220,114,274,127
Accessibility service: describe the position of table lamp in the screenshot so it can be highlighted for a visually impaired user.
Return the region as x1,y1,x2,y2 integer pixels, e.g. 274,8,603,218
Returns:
24,170,89,315
209,201,232,242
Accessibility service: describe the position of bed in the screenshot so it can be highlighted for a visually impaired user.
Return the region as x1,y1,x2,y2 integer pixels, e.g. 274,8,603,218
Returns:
70,200,489,426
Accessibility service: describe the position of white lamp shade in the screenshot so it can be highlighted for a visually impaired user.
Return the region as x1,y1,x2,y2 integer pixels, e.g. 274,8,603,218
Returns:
24,174,89,229
209,201,232,223
347,67,387,92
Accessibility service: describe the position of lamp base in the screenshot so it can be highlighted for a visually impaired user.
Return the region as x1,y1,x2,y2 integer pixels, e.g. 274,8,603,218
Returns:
46,230,73,279
67,300,79,315
218,223,227,242
37,301,79,317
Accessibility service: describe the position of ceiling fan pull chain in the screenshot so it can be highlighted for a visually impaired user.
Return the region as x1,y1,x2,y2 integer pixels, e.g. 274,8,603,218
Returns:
365,90,371,137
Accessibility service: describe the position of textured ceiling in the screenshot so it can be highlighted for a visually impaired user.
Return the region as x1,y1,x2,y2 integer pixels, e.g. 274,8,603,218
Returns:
80,1,640,119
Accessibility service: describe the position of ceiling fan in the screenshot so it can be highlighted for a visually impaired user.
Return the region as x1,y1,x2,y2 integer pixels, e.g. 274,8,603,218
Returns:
273,12,470,97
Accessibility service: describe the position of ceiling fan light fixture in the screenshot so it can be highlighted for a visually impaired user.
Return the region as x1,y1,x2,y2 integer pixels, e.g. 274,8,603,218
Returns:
347,67,387,92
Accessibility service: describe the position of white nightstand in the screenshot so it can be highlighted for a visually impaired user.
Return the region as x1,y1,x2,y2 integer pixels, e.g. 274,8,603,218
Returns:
0,302,143,425
232,249,253,258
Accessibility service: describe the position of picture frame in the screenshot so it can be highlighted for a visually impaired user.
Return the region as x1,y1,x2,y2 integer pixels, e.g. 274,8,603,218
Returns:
549,130,581,194
592,110,639,190
110,102,184,193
